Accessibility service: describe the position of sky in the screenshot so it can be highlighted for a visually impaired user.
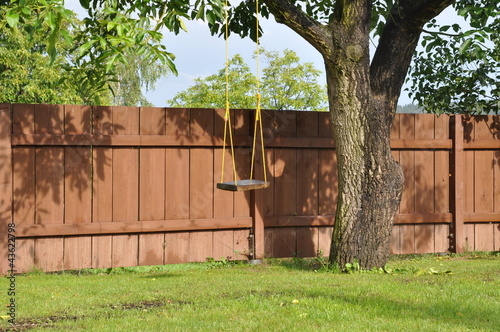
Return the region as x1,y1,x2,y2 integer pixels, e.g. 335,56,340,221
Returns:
66,1,464,107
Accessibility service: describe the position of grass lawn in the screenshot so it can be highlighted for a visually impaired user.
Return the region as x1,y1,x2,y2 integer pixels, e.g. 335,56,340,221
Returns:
1,253,499,331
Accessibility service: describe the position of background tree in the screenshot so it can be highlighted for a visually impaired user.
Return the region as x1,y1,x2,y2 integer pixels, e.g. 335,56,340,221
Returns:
168,49,328,111
1,0,171,105
0,6,87,104
260,49,327,111
168,54,256,108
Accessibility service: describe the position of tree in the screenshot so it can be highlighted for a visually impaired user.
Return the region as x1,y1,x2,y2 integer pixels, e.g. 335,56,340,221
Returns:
260,49,327,111
1,0,172,106
0,6,88,104
168,49,328,111
409,2,499,115
169,54,257,108
11,0,496,269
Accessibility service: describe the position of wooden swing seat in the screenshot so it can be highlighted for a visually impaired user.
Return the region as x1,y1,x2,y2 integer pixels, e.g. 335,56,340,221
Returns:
217,179,270,192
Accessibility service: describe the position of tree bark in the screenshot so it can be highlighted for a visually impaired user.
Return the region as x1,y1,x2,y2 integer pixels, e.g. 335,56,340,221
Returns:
263,0,453,269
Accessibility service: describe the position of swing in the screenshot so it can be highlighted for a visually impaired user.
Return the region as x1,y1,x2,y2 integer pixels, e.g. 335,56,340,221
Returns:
217,0,269,192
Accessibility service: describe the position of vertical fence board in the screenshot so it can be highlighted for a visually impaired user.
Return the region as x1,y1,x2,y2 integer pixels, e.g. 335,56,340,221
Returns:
233,229,250,260
494,224,500,251
399,114,416,253
274,148,297,216
112,106,139,267
92,106,113,269
318,150,336,215
64,105,92,270
214,149,234,218
166,149,190,219
34,238,63,272
139,107,166,266
264,228,273,257
138,233,165,266
15,239,34,273
273,227,297,257
92,235,112,269
34,105,64,271
297,149,319,215
0,104,11,274
212,230,234,260
190,149,213,219
64,236,92,270
414,115,435,253
261,149,274,217
164,232,189,264
189,231,213,262
296,227,318,257
474,224,494,251
463,223,475,251
390,226,401,255
318,227,332,257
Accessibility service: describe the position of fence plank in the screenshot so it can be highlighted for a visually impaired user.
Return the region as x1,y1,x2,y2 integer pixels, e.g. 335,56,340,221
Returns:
274,149,297,216
112,106,139,268
92,107,113,269
138,233,165,266
92,235,112,269
190,149,213,219
297,149,319,215
212,230,234,260
318,150,336,215
272,227,297,257
414,115,435,253
64,105,92,270
139,107,166,266
166,148,190,219
33,105,65,271
296,227,318,257
164,232,189,264
233,229,250,260
189,231,213,262
317,227,332,257
399,115,416,252
0,104,11,274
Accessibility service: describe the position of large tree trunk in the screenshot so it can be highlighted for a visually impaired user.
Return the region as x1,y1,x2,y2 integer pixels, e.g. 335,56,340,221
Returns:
325,1,404,269
263,0,453,269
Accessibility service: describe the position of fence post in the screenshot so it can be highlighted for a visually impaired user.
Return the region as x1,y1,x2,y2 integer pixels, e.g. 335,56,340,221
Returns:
452,114,465,253
0,104,12,275
251,189,265,260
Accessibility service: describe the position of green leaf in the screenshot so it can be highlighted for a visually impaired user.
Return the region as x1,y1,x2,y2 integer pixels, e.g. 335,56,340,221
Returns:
178,17,188,32
459,39,473,54
206,10,216,26
79,40,96,56
79,0,91,10
6,10,20,28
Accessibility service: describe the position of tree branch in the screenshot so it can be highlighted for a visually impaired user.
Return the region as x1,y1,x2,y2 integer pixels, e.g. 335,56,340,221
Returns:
262,0,333,57
370,0,455,107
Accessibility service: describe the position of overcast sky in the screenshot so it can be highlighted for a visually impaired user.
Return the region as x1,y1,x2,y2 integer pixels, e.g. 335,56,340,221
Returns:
66,1,463,107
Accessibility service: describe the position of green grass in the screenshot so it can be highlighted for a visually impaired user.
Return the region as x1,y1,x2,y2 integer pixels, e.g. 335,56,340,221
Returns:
1,253,499,331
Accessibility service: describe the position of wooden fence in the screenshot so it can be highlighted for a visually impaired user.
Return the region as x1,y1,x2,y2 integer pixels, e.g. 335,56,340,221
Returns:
0,104,499,274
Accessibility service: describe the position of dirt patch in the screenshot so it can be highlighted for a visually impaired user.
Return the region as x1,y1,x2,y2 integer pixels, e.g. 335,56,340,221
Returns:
0,315,78,331
110,300,165,311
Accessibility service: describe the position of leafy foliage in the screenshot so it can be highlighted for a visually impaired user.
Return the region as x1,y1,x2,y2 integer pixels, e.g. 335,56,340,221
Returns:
1,0,170,105
0,6,88,104
168,49,328,111
409,0,499,114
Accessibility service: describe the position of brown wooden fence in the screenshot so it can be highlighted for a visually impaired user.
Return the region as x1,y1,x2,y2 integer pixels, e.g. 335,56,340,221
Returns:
0,104,499,274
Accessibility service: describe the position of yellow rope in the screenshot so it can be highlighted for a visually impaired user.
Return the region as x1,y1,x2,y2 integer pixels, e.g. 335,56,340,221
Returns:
220,0,238,185
249,0,267,182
